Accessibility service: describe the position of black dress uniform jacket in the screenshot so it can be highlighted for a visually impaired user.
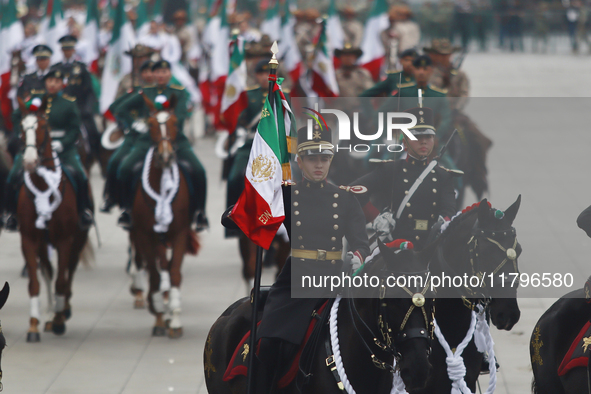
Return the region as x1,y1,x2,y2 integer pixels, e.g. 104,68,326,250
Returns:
257,180,370,346
52,60,96,116
17,72,47,99
351,157,457,249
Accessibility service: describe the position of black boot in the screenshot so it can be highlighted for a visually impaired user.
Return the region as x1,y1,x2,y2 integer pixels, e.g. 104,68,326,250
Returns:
3,186,19,232
100,178,116,213
76,176,94,230
194,211,209,232
480,354,500,375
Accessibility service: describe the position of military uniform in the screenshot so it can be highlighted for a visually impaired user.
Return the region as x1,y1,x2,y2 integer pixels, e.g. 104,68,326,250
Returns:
114,61,207,227
52,36,100,159
5,75,93,229
359,70,415,98
16,45,53,99
350,107,459,250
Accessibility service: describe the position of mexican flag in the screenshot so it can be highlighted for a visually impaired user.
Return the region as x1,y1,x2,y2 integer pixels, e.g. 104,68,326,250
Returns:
39,0,69,64
100,0,136,114
260,0,280,42
207,0,229,129
327,0,344,52
358,0,389,81
310,19,339,98
0,0,24,130
82,0,100,73
220,35,248,134
230,79,294,249
279,0,302,83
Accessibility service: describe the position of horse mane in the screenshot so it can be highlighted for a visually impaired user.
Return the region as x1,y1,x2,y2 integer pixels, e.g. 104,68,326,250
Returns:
438,205,480,241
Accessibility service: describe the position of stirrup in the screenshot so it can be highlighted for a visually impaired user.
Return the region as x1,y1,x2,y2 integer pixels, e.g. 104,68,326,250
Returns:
3,214,18,232
118,210,132,230
100,198,115,213
79,209,94,230
194,212,209,233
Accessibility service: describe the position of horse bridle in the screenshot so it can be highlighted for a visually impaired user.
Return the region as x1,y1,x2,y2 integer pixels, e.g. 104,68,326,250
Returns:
22,115,53,165
345,266,434,372
436,222,521,308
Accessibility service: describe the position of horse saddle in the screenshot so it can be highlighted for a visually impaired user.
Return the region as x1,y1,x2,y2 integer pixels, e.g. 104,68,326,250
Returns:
222,300,330,389
558,320,591,376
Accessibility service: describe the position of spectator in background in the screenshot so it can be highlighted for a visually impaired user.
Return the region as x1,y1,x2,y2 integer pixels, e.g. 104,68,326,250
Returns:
532,2,550,53
577,0,591,53
473,0,493,51
565,0,581,52
506,0,524,51
454,0,473,50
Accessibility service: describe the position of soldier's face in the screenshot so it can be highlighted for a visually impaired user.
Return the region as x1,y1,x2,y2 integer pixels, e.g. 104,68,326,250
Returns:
62,48,75,59
255,72,267,87
405,135,435,158
400,56,414,73
36,57,50,70
414,66,433,85
141,70,154,84
45,77,63,95
297,154,332,182
154,68,172,86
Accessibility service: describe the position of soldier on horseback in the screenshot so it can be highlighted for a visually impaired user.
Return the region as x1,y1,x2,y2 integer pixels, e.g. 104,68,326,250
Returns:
350,107,460,250
3,68,94,231
223,126,370,393
113,60,208,231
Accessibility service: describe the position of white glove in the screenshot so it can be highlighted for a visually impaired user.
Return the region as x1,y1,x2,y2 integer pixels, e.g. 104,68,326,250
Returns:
373,211,396,242
51,140,63,153
347,251,363,272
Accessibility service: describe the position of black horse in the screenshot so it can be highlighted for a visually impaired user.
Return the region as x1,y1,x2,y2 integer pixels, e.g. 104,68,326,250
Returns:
204,241,438,394
530,276,591,394
410,197,522,394
0,282,10,390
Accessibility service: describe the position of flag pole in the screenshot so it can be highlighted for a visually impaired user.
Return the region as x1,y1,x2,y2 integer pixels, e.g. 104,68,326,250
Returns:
246,41,279,394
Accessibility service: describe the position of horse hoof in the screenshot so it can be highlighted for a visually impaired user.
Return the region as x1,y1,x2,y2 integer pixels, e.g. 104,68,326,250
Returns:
52,323,66,336
64,308,71,320
168,327,183,339
152,326,166,337
134,299,145,309
26,332,40,343
44,321,53,332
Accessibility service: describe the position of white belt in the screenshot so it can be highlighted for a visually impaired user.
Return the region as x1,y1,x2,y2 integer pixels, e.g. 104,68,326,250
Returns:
50,130,65,138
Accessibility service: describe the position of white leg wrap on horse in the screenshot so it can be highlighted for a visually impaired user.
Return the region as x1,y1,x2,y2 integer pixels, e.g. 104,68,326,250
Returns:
133,268,147,290
169,310,182,329
30,296,41,320
151,291,165,313
55,295,66,313
159,271,171,292
169,287,181,311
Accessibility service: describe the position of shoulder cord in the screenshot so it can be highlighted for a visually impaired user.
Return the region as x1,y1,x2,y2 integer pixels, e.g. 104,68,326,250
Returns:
24,151,63,229
141,146,180,233
433,305,497,394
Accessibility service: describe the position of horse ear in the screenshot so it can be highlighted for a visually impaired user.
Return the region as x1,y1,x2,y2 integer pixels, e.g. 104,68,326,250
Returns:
377,239,397,264
0,282,10,310
504,195,521,225
168,94,177,110
142,93,157,114
17,97,26,113
478,198,490,223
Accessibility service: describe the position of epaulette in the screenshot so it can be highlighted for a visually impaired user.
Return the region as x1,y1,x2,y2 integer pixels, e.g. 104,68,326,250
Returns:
397,81,416,89
62,94,76,102
428,84,448,94
339,185,368,194
450,69,458,76
31,89,45,95
438,166,463,176
246,85,261,91
386,69,402,74
170,84,185,90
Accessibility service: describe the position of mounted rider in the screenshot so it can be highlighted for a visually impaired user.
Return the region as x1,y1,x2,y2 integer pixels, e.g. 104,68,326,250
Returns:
3,68,94,231
359,48,417,98
223,125,370,393
51,35,101,163
16,45,53,100
113,60,208,231
100,59,155,213
350,107,459,250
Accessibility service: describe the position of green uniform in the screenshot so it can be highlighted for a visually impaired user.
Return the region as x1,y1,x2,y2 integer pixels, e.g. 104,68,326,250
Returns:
114,83,206,215
359,71,414,98
7,92,91,215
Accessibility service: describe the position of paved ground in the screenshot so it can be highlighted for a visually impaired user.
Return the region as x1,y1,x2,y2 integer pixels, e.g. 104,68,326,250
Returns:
1,51,591,393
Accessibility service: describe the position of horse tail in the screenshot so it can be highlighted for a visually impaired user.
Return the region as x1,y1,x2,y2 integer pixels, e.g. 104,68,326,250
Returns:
186,230,200,256
79,239,96,268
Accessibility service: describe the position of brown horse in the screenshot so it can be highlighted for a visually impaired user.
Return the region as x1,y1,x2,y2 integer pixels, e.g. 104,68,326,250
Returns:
16,98,90,342
130,94,200,338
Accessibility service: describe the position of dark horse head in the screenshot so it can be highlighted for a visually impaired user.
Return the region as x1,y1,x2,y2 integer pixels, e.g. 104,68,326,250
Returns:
353,239,437,391
434,196,522,330
142,94,179,169
0,282,10,391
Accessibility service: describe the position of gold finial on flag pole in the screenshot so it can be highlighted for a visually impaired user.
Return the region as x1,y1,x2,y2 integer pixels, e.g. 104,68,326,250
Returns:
269,41,279,69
